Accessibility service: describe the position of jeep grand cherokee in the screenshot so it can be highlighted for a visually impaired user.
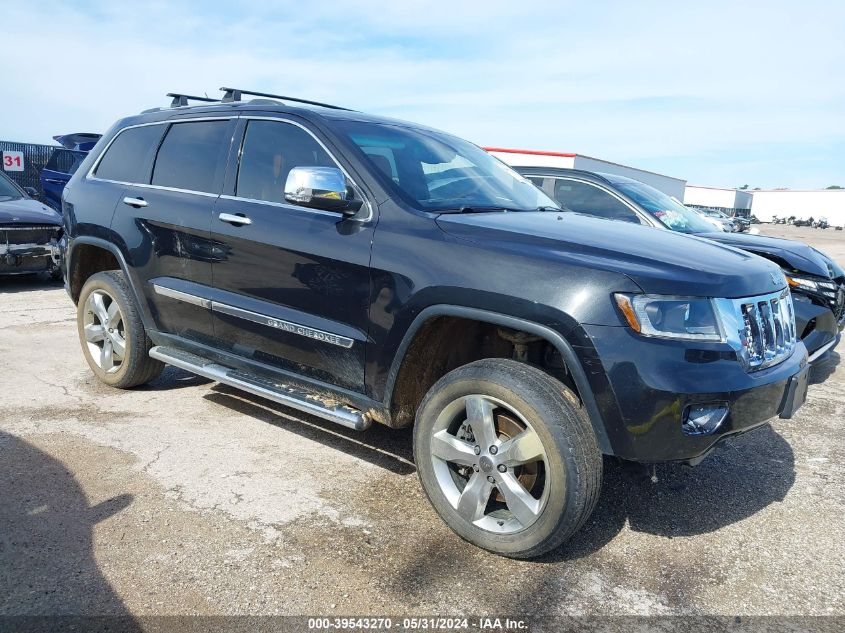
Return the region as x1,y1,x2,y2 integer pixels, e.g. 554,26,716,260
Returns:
60,88,809,558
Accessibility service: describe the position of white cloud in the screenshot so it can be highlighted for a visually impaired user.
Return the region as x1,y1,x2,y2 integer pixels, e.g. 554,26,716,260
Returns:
2,0,843,188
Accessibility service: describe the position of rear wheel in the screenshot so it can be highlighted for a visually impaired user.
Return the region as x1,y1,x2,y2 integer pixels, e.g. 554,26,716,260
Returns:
77,271,163,388
414,358,602,558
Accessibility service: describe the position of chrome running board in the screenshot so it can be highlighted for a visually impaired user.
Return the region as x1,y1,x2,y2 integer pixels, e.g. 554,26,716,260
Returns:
149,346,370,430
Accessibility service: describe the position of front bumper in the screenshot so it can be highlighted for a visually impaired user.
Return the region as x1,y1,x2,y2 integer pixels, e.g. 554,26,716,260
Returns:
0,241,61,275
793,294,843,361
574,324,809,464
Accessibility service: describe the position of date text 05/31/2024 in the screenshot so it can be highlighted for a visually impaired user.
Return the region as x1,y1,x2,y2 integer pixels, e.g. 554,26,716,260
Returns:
307,617,530,630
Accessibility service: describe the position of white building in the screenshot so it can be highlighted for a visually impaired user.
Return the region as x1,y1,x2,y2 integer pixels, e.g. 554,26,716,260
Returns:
683,185,753,213
685,185,845,225
485,147,687,201
747,190,845,226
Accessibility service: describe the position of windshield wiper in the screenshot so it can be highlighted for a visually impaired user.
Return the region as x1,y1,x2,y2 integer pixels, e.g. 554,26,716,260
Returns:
440,206,522,214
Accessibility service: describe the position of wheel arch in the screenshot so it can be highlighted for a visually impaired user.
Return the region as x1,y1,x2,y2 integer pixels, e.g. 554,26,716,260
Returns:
66,237,154,330
383,305,612,453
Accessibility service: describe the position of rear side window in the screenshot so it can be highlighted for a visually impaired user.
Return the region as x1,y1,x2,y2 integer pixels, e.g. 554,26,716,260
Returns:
46,149,87,175
152,121,230,193
95,125,164,183
551,179,642,224
236,120,335,203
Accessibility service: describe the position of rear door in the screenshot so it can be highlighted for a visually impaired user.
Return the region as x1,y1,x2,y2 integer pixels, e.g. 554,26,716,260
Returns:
209,117,375,392
110,117,237,344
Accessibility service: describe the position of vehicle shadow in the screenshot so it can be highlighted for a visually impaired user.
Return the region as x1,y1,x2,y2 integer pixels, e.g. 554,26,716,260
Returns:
546,423,795,561
203,384,416,475
383,424,795,614
141,365,213,391
0,431,139,627
809,350,840,385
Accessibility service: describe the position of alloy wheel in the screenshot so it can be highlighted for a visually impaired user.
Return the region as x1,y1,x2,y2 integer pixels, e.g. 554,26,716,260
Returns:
82,290,126,374
430,394,550,533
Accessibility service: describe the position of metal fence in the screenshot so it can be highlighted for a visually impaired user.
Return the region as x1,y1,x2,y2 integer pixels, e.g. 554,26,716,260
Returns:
0,140,56,203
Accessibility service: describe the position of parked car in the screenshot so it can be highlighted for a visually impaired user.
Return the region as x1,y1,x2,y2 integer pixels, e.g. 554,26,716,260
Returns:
40,133,101,210
514,167,844,361
0,171,62,278
61,89,809,558
696,208,737,232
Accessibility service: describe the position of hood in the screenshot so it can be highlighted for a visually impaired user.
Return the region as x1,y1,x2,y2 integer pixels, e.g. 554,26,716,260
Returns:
0,198,62,225
436,212,787,298
698,231,837,278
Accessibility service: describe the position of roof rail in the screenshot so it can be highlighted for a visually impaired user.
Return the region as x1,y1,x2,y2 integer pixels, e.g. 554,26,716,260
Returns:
219,87,351,111
166,93,219,108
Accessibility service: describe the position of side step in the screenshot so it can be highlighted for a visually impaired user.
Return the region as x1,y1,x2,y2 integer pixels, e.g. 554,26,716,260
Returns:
149,346,371,430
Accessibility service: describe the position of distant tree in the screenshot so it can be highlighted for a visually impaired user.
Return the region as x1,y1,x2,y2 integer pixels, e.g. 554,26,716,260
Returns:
753,187,761,191
739,184,749,190
826,185,843,189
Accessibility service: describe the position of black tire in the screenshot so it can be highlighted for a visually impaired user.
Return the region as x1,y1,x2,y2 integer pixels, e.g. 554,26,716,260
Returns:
414,358,602,558
76,270,163,388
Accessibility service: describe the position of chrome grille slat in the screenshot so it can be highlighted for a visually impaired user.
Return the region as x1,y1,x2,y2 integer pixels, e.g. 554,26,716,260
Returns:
725,289,796,371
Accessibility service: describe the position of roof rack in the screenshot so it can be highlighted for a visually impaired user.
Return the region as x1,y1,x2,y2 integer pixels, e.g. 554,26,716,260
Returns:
219,87,351,111
166,93,219,108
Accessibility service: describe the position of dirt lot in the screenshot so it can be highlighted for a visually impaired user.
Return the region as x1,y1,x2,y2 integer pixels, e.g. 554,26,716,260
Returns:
1,224,843,618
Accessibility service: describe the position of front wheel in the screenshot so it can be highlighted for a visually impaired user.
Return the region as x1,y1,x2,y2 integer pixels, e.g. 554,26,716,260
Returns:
414,359,602,558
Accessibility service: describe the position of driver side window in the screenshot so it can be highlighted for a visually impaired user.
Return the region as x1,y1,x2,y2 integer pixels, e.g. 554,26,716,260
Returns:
237,120,335,204
551,179,642,224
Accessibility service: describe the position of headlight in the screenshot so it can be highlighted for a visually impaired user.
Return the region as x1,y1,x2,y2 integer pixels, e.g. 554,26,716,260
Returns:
785,275,819,292
614,294,724,341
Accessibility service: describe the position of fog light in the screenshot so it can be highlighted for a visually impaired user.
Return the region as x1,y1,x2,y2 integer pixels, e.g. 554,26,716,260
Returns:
682,403,729,436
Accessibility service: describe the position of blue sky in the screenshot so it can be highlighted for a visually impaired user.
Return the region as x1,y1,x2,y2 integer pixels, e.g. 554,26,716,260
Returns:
4,0,843,189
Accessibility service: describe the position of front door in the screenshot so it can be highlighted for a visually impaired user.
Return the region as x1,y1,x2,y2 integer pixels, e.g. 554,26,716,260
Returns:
210,118,374,392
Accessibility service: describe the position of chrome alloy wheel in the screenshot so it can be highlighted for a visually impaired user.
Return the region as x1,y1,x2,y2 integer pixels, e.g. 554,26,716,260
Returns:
430,394,550,534
82,289,126,374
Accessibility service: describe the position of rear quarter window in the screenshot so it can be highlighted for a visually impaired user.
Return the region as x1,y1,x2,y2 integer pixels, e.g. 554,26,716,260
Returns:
94,125,165,184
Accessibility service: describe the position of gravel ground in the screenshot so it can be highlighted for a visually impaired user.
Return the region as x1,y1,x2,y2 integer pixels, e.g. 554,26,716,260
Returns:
0,224,843,619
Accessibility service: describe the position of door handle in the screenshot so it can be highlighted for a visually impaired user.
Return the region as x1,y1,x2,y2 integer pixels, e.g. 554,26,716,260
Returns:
123,197,148,208
219,212,252,226
44,178,66,184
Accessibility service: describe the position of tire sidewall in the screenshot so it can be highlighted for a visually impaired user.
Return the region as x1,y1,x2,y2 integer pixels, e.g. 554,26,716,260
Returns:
414,366,586,557
76,272,136,386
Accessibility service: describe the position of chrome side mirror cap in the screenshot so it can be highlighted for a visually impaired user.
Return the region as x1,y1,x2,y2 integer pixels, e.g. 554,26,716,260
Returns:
284,166,363,216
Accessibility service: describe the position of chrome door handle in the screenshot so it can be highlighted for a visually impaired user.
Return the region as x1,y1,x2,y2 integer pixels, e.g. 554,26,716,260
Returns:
219,212,252,226
123,197,148,208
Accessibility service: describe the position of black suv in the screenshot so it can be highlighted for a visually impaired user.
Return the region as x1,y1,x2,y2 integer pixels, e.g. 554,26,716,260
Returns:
61,89,809,558
513,167,845,362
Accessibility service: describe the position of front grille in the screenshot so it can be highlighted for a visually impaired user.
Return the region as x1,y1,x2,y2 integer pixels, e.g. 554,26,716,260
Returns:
0,224,61,245
735,289,797,370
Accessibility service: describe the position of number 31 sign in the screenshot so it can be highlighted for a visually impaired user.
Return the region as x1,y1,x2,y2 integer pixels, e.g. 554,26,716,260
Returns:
2,151,24,172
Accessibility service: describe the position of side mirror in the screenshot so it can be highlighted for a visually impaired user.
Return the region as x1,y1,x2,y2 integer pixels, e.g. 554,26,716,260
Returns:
284,166,363,216
23,186,39,198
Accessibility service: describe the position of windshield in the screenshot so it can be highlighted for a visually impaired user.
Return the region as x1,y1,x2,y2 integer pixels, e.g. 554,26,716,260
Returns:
336,120,559,212
0,172,24,199
604,175,715,234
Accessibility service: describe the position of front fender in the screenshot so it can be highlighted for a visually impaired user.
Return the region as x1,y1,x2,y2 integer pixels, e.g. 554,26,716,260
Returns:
380,303,614,454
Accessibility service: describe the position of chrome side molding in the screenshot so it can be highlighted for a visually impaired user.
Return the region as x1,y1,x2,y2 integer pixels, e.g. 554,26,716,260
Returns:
150,282,354,348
